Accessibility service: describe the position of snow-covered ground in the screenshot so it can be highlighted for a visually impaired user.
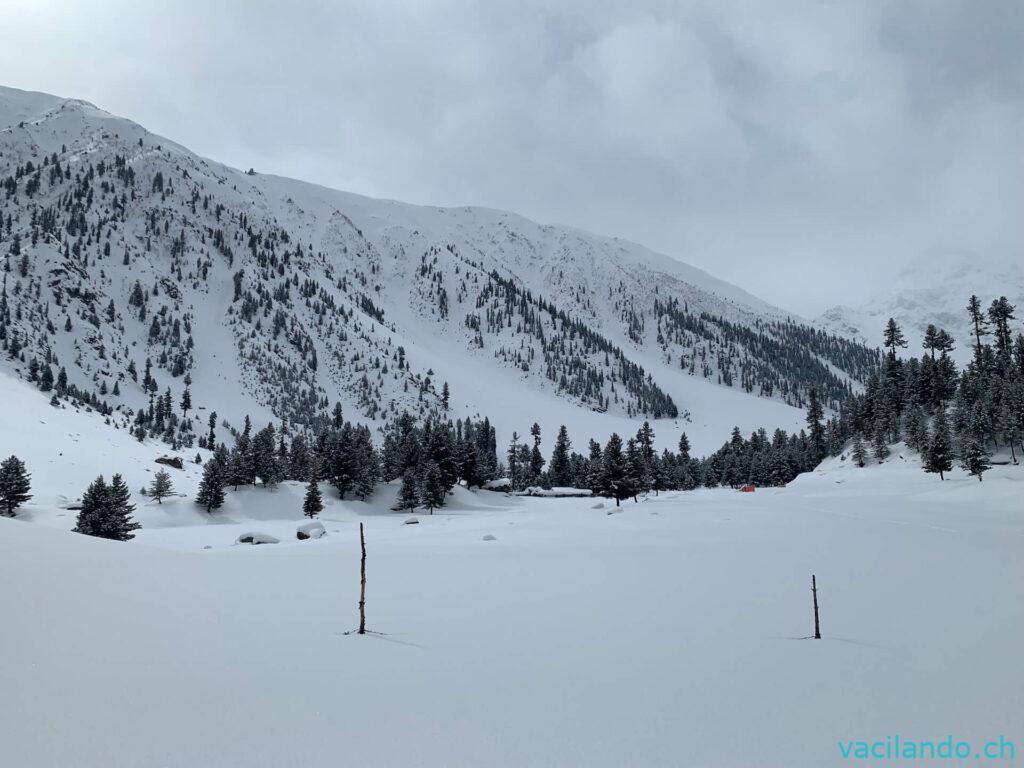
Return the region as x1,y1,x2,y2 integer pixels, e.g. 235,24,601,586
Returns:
2,444,1021,767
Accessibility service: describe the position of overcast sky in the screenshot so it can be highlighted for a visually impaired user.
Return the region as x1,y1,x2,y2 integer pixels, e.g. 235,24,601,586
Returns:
1,0,1020,315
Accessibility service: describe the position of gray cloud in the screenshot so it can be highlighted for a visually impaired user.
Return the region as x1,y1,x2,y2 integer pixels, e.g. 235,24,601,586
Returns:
2,0,1019,314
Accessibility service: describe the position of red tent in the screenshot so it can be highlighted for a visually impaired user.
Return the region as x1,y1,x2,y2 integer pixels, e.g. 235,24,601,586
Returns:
739,484,756,493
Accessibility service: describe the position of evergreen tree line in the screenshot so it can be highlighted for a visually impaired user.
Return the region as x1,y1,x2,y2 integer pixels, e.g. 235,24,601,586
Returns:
835,295,1022,482
10,297,1015,538
654,297,879,409
192,410,502,516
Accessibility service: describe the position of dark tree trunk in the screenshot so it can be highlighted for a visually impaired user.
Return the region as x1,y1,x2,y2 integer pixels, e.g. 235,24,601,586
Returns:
812,574,821,640
358,522,367,635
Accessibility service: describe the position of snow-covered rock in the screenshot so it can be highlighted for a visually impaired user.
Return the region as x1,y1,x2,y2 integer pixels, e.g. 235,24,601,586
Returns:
483,479,513,492
296,521,326,540
517,486,592,497
235,532,280,545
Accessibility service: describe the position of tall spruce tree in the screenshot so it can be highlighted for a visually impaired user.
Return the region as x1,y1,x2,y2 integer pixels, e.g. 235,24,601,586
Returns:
74,476,109,537
507,432,521,490
883,317,908,358
925,406,954,480
625,437,647,499
600,433,629,506
303,465,324,518
966,295,989,364
106,474,141,541
548,425,571,487
0,455,32,516
586,438,604,494
420,461,447,513
960,436,990,482
528,423,545,485
73,475,140,541
806,388,826,463
196,459,225,513
392,469,420,512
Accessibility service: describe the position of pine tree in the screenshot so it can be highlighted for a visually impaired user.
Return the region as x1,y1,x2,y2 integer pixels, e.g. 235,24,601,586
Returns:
0,455,32,516
585,438,603,494
548,425,571,487
960,436,990,482
600,433,629,506
392,469,419,512
420,461,447,513
966,295,989,364
851,436,867,468
74,476,108,537
73,475,140,541
195,459,225,513
233,416,255,485
148,469,174,503
678,432,691,461
106,474,141,541
506,432,521,490
39,365,54,392
528,423,545,485
923,324,939,358
458,438,480,489
303,465,324,518
883,317,908,358
626,437,647,499
872,419,890,463
925,406,954,480
806,388,826,463
252,423,280,486
637,421,655,466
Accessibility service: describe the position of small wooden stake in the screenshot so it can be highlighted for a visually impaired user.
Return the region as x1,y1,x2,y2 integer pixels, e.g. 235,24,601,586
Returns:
358,522,367,635
812,574,821,640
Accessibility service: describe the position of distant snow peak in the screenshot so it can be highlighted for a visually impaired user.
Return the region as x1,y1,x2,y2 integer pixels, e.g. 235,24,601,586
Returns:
818,252,1023,364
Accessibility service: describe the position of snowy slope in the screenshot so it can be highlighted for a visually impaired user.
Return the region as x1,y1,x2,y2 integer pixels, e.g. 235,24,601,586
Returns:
818,252,1024,365
0,369,211,525
1,452,1021,767
0,83,878,458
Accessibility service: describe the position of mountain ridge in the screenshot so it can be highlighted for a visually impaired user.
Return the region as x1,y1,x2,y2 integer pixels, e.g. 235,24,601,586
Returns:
0,83,878,452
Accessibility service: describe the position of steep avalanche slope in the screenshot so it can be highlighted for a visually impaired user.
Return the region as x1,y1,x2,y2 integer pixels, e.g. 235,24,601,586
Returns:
0,84,877,451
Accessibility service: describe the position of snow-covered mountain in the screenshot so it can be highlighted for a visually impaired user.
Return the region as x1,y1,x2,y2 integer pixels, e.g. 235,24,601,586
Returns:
0,84,878,451
818,252,1024,366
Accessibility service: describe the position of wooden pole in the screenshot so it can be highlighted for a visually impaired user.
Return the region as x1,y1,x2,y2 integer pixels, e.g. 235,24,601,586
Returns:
812,574,821,640
358,522,367,635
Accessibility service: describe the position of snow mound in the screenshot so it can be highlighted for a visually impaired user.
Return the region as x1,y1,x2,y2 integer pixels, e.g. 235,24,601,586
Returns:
235,532,280,545
296,522,326,540
517,486,593,497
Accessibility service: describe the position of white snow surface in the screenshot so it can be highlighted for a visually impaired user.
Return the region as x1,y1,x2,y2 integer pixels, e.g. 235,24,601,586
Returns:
2,420,1022,766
